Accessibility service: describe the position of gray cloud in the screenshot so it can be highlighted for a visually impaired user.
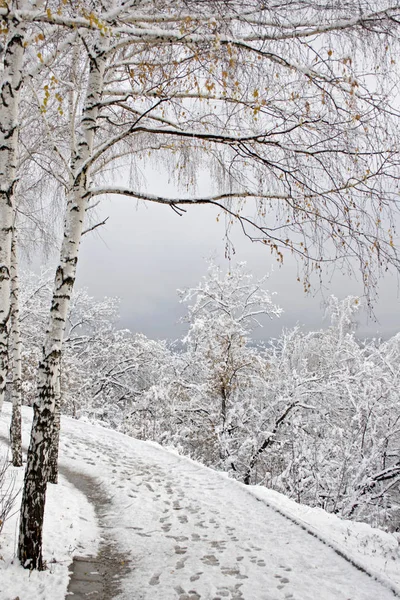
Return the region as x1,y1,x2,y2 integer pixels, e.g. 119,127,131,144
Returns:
76,194,400,342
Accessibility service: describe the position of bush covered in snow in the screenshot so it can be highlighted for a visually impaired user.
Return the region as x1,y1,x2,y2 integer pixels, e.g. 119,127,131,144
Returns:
18,264,400,531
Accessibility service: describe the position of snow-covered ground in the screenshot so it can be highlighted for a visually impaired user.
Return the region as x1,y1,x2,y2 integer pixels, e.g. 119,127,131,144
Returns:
0,409,99,599
1,402,400,600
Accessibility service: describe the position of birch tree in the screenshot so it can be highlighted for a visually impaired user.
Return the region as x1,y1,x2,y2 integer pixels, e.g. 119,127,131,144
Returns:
9,228,22,467
0,3,83,449
2,0,400,569
11,1,399,298
86,1,400,302
18,27,110,567
0,5,26,412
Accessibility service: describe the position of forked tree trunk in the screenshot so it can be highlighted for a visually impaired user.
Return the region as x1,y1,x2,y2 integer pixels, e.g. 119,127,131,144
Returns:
0,17,25,412
17,348,60,569
10,229,22,466
17,185,89,572
18,40,107,570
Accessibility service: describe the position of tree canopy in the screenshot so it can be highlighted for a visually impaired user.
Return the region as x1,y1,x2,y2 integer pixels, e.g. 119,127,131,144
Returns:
1,0,400,570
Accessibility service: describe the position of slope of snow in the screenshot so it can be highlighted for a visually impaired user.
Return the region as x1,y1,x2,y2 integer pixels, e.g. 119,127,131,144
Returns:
0,429,99,599
1,402,399,600
247,486,400,592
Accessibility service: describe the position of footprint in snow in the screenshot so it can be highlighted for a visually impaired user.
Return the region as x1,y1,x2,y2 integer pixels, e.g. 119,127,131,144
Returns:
276,575,290,590
160,516,169,524
194,520,207,528
221,566,240,576
257,559,266,567
149,573,160,586
210,540,227,551
188,506,200,514
176,556,188,569
175,585,186,595
201,554,219,566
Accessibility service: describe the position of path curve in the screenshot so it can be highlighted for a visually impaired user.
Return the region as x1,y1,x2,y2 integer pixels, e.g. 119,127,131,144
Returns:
0,430,128,600
4,407,400,600
62,466,130,599
58,416,399,600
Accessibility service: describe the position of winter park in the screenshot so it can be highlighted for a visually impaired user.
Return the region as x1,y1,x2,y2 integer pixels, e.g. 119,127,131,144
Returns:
2,2,400,599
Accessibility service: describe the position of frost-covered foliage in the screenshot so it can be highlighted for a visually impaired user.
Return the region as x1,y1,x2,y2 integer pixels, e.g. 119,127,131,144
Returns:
127,265,399,531
17,271,171,428
18,265,400,531
168,262,283,470
263,305,400,530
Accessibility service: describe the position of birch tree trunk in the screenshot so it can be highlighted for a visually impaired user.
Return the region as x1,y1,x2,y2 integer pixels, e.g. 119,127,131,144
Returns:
0,17,25,412
47,367,61,484
18,38,107,570
10,229,22,467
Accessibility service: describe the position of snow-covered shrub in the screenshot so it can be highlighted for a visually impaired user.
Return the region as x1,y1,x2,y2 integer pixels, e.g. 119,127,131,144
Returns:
17,265,400,531
0,455,18,538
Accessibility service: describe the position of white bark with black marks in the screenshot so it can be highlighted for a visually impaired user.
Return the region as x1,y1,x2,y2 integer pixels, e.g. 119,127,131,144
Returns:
10,229,22,467
47,368,61,484
0,15,25,412
18,35,108,570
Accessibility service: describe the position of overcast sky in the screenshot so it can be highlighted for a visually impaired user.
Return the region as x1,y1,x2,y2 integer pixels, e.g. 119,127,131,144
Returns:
72,166,400,343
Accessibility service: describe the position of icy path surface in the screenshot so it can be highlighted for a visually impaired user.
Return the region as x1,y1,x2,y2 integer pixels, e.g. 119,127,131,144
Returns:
1,404,399,600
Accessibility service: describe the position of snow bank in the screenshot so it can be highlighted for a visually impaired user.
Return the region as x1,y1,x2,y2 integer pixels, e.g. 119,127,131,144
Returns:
245,483,400,593
0,421,99,600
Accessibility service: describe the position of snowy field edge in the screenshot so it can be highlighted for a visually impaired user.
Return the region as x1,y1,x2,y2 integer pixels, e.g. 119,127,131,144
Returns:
245,486,400,598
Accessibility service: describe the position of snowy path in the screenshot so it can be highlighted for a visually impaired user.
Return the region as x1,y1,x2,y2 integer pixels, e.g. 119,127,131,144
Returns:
1,404,400,600
60,418,399,600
